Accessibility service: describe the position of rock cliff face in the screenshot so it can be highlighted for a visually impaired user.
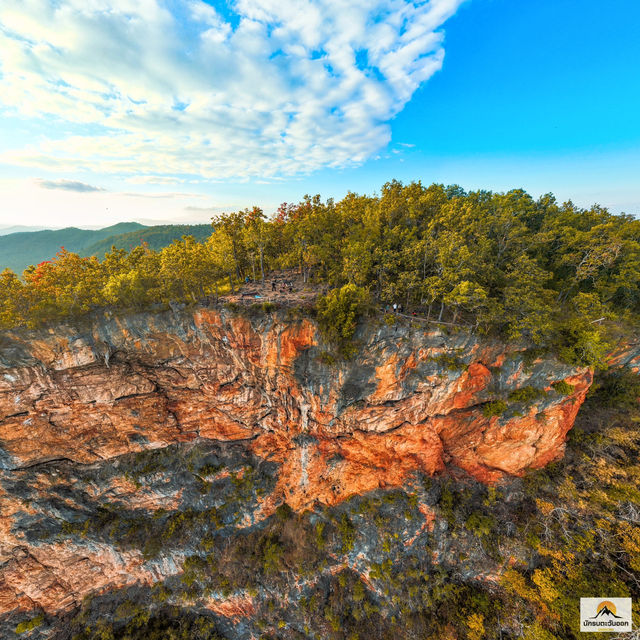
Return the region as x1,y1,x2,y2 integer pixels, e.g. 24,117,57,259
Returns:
0,307,592,638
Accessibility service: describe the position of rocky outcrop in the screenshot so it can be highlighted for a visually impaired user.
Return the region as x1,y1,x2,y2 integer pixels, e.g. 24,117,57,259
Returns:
0,308,589,493
0,306,591,631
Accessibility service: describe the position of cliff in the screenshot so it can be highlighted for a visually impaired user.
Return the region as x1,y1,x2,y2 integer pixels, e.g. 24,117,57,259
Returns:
0,306,594,638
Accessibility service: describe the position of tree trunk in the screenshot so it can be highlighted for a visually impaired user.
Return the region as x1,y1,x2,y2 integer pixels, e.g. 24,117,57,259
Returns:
228,271,235,293
233,245,241,281
438,301,445,322
259,247,265,283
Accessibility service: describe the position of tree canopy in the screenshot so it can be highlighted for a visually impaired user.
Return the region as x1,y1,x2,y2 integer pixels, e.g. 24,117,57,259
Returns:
2,181,639,366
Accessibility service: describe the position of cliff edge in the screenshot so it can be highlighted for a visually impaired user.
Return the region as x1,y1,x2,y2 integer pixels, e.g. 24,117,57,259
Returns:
0,306,593,635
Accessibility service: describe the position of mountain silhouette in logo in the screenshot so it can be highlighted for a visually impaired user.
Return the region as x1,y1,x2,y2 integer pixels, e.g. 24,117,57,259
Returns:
592,605,622,619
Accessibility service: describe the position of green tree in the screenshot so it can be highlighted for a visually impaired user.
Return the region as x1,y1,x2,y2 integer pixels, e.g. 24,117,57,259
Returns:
244,207,270,282
212,210,248,282
0,269,26,328
317,284,371,358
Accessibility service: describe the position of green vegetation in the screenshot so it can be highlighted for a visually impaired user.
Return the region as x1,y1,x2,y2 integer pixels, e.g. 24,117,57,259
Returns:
83,224,213,258
552,380,575,395
428,351,467,371
464,512,495,537
482,386,548,417
68,606,223,640
337,513,357,553
586,367,640,409
0,222,212,274
1,182,638,365
0,223,144,274
53,445,272,560
482,399,508,417
498,367,640,638
15,615,44,634
508,385,546,404
316,284,371,356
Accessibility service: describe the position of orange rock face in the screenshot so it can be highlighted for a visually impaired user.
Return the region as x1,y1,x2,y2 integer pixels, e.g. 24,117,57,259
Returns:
0,543,154,614
0,307,593,616
204,595,256,618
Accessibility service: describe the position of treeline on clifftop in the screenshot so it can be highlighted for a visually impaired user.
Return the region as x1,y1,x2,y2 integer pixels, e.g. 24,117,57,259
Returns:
2,181,639,365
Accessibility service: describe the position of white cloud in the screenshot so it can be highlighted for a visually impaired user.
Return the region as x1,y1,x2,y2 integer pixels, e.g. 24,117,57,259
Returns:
0,0,464,180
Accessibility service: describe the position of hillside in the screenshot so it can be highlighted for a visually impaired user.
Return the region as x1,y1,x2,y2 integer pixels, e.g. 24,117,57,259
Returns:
0,306,637,639
83,223,212,258
0,223,145,273
0,223,212,274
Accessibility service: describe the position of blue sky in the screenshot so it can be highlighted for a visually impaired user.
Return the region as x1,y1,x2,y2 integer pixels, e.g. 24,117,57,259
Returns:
0,0,638,227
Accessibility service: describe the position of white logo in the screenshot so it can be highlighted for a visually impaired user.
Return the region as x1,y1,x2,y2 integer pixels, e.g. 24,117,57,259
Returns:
580,598,632,632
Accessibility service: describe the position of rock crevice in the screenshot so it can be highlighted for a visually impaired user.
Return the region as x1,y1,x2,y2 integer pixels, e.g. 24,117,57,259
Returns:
0,308,591,505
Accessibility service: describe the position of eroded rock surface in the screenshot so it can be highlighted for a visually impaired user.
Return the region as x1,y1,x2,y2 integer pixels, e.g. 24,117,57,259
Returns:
0,307,592,635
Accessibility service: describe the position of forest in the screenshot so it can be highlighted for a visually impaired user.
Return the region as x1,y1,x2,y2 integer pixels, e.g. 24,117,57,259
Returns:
0,222,213,274
1,181,639,366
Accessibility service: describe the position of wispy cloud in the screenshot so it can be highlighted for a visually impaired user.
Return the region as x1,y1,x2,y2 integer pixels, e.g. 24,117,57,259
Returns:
37,179,106,193
0,0,464,180
184,206,225,213
121,192,201,199
126,175,187,185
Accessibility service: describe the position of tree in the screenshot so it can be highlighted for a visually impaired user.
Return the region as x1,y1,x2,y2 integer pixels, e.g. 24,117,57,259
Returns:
158,236,215,302
207,229,237,294
211,211,248,282
444,280,488,325
316,284,371,358
0,269,26,328
244,207,270,282
495,255,554,343
103,244,160,308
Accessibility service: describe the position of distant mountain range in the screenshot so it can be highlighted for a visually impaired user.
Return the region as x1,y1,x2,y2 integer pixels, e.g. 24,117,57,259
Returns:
0,223,213,274
0,225,52,235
